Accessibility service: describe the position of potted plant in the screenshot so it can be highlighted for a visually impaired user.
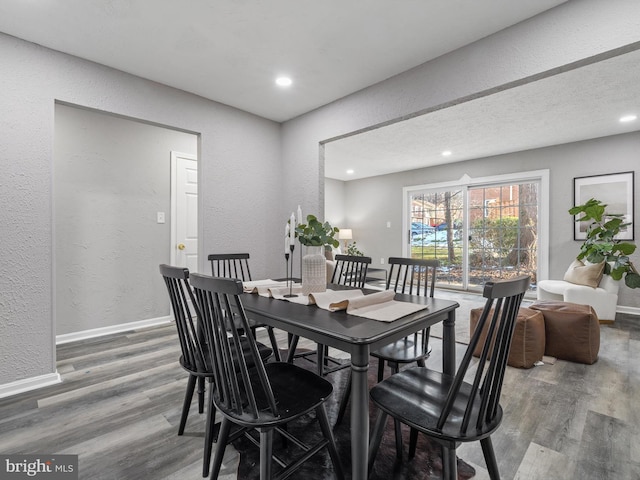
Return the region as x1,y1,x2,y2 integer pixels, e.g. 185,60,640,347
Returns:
569,198,640,288
295,215,339,294
346,242,364,256
295,215,340,250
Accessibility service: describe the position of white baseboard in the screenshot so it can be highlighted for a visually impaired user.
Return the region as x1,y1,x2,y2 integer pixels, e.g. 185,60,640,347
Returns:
0,372,62,399
617,305,640,316
0,317,173,399
56,315,173,345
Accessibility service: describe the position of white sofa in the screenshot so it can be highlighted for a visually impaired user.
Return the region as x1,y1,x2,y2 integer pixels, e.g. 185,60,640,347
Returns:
537,273,619,322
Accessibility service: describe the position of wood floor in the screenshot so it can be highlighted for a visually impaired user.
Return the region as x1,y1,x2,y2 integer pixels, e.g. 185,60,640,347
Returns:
1,297,639,479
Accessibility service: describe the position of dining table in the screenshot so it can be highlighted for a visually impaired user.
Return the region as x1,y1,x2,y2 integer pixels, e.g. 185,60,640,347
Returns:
241,284,459,480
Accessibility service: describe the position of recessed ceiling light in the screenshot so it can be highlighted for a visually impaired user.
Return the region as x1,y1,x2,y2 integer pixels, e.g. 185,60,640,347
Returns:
619,114,637,123
346,169,354,175
275,76,292,87
442,150,452,157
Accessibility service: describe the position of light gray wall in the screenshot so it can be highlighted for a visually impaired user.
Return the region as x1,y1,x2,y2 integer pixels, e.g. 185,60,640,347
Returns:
0,33,282,387
54,104,197,335
324,177,346,228
282,0,640,222
337,133,640,309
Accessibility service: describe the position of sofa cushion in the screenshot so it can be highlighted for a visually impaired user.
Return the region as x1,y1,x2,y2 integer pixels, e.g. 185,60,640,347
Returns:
563,259,604,288
470,307,545,369
529,300,600,364
326,260,336,284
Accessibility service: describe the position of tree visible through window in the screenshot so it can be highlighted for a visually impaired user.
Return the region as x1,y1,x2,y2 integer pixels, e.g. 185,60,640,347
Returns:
410,181,538,291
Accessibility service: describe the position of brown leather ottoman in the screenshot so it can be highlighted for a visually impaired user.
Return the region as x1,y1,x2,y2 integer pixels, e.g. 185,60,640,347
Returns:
529,300,600,364
470,307,545,369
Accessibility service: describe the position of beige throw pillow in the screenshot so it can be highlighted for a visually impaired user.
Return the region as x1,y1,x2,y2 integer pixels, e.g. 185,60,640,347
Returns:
563,259,605,288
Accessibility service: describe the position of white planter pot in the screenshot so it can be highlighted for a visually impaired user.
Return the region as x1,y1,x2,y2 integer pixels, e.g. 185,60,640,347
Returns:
301,246,327,295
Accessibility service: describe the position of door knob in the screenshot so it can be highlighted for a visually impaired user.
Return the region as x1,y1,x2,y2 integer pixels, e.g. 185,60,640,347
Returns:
177,243,186,250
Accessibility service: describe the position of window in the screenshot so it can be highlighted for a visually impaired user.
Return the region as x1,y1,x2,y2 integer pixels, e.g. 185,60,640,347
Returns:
404,170,549,294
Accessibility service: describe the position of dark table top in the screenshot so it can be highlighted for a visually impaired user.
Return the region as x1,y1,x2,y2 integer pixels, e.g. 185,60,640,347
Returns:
241,287,459,353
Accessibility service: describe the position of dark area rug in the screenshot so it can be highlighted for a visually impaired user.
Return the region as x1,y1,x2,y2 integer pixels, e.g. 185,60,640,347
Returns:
235,355,476,479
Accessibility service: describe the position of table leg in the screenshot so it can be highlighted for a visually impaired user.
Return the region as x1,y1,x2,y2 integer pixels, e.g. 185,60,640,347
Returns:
443,309,457,376
351,346,370,480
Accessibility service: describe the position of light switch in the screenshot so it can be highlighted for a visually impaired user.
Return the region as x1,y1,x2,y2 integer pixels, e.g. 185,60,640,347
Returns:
157,212,166,224
386,221,391,228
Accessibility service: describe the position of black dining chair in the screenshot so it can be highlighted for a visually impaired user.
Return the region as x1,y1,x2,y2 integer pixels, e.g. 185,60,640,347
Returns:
330,253,372,287
335,257,438,455
368,275,531,480
208,252,281,361
373,257,439,379
287,254,372,376
159,264,273,477
190,273,345,480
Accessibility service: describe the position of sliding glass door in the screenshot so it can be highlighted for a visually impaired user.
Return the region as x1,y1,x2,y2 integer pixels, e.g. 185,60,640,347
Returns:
406,172,546,293
467,182,538,289
410,189,464,287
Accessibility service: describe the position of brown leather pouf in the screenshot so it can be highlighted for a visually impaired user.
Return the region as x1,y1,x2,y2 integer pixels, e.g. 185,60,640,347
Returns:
529,300,600,365
469,307,545,369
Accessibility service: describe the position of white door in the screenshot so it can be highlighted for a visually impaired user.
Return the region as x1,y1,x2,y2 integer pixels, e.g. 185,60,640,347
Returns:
171,152,198,271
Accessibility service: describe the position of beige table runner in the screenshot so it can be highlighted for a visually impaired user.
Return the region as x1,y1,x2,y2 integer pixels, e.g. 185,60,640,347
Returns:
339,290,428,322
245,281,428,322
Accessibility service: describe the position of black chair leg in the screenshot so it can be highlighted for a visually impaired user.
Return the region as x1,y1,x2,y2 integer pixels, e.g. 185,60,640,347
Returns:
442,445,458,480
377,359,385,382
316,405,345,480
317,343,326,376
203,385,217,477
197,376,206,414
266,326,281,362
210,417,231,480
408,428,419,459
179,375,197,435
394,418,403,460
260,428,274,480
481,436,501,480
368,410,389,474
286,334,300,363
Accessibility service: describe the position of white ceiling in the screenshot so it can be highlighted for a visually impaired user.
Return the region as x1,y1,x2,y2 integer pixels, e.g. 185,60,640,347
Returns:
5,0,633,183
325,48,640,181
0,0,566,122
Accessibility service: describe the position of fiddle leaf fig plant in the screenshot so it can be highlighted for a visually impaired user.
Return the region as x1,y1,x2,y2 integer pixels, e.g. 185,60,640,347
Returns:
569,198,640,288
295,214,340,248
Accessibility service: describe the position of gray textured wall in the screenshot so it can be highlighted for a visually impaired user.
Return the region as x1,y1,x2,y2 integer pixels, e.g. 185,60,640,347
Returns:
0,33,281,387
54,104,197,335
324,177,346,227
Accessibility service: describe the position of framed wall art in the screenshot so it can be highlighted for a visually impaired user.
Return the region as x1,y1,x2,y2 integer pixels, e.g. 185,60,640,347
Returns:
573,171,634,240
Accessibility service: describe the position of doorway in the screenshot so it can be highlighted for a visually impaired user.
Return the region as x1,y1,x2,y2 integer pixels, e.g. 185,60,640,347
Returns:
171,152,198,271
54,104,198,336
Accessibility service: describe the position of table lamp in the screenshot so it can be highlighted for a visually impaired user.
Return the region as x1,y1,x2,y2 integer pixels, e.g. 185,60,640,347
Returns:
338,229,353,250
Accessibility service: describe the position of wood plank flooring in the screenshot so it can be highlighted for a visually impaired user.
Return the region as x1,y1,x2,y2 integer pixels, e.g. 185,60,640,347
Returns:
1,293,639,479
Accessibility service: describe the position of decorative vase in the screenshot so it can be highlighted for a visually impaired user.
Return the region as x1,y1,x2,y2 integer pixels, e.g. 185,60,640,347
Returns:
301,245,327,295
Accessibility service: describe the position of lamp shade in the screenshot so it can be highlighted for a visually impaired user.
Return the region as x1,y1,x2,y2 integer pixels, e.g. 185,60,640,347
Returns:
338,229,353,240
